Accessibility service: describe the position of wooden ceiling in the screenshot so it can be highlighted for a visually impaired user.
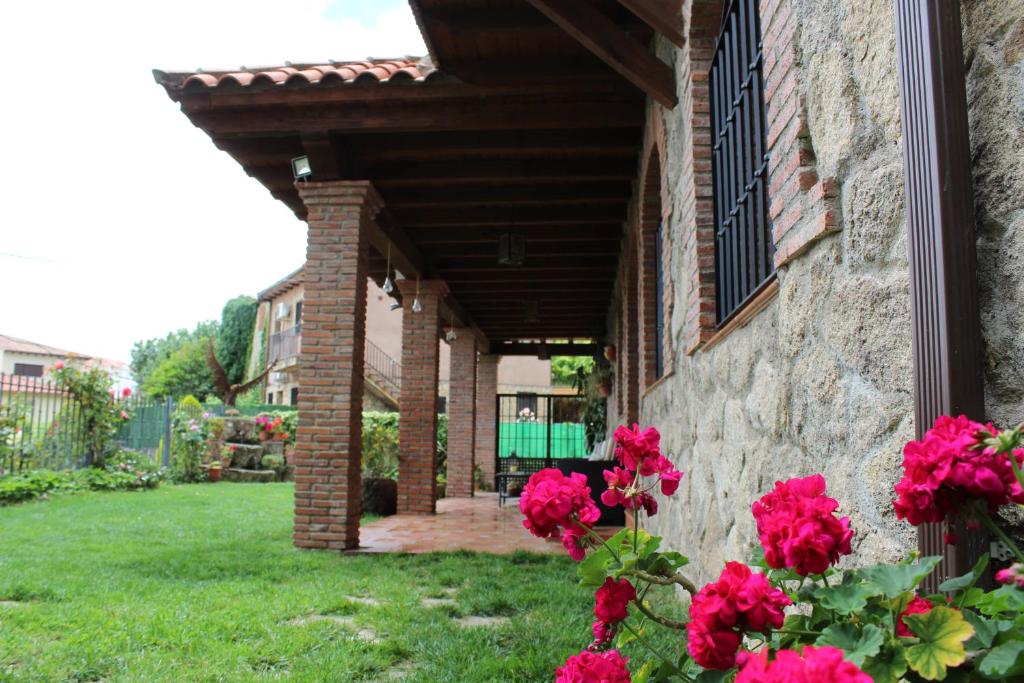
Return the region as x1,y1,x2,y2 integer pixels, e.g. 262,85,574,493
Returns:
155,0,682,347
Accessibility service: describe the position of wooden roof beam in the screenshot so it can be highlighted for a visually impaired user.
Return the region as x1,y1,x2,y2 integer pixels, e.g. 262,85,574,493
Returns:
614,0,685,47
525,0,678,108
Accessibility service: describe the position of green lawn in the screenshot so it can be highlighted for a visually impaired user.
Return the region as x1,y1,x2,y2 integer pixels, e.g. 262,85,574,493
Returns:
0,483,602,682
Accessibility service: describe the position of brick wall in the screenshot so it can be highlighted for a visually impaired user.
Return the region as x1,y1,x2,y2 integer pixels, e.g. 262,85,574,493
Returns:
447,332,477,497
475,354,499,488
292,180,380,550
396,279,445,514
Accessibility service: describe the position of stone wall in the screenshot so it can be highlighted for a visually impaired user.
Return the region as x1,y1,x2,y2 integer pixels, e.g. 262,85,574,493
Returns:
625,0,918,584
621,0,1024,585
963,1,1024,428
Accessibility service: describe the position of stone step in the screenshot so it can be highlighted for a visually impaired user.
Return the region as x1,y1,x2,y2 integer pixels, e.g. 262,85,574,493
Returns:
223,468,278,483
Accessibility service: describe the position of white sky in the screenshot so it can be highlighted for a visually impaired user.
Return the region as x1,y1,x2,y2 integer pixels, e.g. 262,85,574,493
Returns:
0,0,425,363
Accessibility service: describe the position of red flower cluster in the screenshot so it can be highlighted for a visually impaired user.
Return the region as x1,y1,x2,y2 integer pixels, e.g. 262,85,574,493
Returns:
736,645,871,683
594,577,636,625
121,387,132,398
751,474,854,576
555,649,631,683
894,415,1024,527
601,425,683,516
520,469,600,561
687,562,791,669
896,595,934,637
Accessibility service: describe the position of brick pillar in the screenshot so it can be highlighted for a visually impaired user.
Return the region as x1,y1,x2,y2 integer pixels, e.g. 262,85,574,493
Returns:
475,354,499,489
447,331,477,497
292,180,380,550
397,279,446,514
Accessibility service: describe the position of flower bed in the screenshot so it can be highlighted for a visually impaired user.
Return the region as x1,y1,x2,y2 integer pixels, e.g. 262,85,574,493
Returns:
521,418,1024,682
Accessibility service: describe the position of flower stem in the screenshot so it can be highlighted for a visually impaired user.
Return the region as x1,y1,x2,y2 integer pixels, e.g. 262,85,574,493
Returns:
631,598,688,630
624,568,698,596
775,629,822,637
576,521,621,563
975,506,1024,564
620,621,692,681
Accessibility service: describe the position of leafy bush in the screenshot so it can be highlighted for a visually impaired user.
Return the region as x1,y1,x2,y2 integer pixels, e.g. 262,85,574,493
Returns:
0,452,166,506
170,414,209,483
50,362,132,468
361,412,448,480
131,321,218,389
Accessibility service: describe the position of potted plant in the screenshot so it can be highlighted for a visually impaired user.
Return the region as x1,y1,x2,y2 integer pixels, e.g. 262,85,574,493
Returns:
207,460,222,482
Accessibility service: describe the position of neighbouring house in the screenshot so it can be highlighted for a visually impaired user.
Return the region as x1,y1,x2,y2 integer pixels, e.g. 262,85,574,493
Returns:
153,0,1024,584
0,333,134,394
251,268,573,411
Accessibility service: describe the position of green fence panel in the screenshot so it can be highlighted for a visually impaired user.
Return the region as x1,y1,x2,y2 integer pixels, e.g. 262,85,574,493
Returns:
498,422,587,459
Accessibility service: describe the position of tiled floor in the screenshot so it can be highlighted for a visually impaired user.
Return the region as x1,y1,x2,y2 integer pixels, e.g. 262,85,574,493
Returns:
356,492,619,554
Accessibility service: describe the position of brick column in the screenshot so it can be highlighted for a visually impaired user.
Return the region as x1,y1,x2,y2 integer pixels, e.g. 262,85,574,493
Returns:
397,279,446,514
292,180,381,550
474,354,499,489
447,332,477,497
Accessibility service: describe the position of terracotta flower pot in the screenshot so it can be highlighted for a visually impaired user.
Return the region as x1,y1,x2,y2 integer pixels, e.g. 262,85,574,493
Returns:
259,431,270,442
208,467,222,482
596,379,612,397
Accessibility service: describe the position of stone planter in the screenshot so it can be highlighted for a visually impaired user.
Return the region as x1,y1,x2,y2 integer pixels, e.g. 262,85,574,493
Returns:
229,444,264,470
221,417,259,444
362,478,397,516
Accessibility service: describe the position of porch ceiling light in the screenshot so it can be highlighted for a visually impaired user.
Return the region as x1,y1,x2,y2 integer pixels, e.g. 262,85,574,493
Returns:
498,233,526,266
291,155,312,181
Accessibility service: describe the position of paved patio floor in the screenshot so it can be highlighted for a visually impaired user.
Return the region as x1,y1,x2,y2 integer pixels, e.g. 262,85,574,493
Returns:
357,492,619,554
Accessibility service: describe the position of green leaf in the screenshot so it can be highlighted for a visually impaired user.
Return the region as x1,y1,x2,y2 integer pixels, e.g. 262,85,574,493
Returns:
977,639,1024,679
617,625,641,648
859,556,943,599
939,553,989,593
814,582,875,616
694,670,728,683
976,585,1024,617
816,623,885,665
963,609,1001,650
578,546,613,588
862,648,908,683
904,606,974,680
631,660,656,683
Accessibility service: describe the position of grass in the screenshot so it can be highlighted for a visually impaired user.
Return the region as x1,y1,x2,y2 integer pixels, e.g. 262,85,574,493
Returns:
0,483,648,682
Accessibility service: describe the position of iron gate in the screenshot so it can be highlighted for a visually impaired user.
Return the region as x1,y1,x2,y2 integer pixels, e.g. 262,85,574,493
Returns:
494,393,588,487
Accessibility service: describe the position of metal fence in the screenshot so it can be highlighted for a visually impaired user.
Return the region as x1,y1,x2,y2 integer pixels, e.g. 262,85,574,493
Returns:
0,373,89,472
0,372,297,474
269,325,301,362
365,339,401,395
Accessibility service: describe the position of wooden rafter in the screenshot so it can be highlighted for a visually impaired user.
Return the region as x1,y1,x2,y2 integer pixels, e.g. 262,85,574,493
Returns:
614,0,685,47
524,0,677,108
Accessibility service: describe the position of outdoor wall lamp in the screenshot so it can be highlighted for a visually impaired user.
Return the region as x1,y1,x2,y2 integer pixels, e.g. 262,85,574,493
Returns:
382,245,395,294
291,155,312,181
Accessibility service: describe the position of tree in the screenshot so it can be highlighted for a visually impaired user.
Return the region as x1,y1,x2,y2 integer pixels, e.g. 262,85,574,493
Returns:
551,356,595,385
131,321,218,388
216,296,257,385
142,337,217,400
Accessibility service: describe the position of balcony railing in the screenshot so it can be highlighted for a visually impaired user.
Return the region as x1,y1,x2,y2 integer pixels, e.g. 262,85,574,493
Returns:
269,325,301,361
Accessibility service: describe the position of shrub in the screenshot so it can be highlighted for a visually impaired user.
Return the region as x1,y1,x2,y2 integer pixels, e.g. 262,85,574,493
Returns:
360,412,448,480
50,361,132,468
0,452,166,506
170,414,208,483
531,418,1024,683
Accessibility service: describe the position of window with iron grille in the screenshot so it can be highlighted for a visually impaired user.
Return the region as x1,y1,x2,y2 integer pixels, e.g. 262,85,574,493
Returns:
710,0,774,324
13,363,44,377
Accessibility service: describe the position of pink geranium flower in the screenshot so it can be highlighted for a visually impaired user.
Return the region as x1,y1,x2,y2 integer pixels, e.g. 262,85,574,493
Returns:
613,424,661,472
121,387,132,398
555,649,631,683
736,646,871,682
594,577,636,624
520,469,599,561
53,361,65,370
752,474,853,576
687,562,791,670
894,415,1024,530
995,563,1024,588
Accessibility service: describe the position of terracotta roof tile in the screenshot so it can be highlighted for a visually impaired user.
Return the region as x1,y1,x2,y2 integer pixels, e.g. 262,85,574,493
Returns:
156,57,440,95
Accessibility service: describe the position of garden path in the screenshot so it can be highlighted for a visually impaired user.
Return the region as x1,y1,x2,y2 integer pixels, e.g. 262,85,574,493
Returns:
358,492,620,554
